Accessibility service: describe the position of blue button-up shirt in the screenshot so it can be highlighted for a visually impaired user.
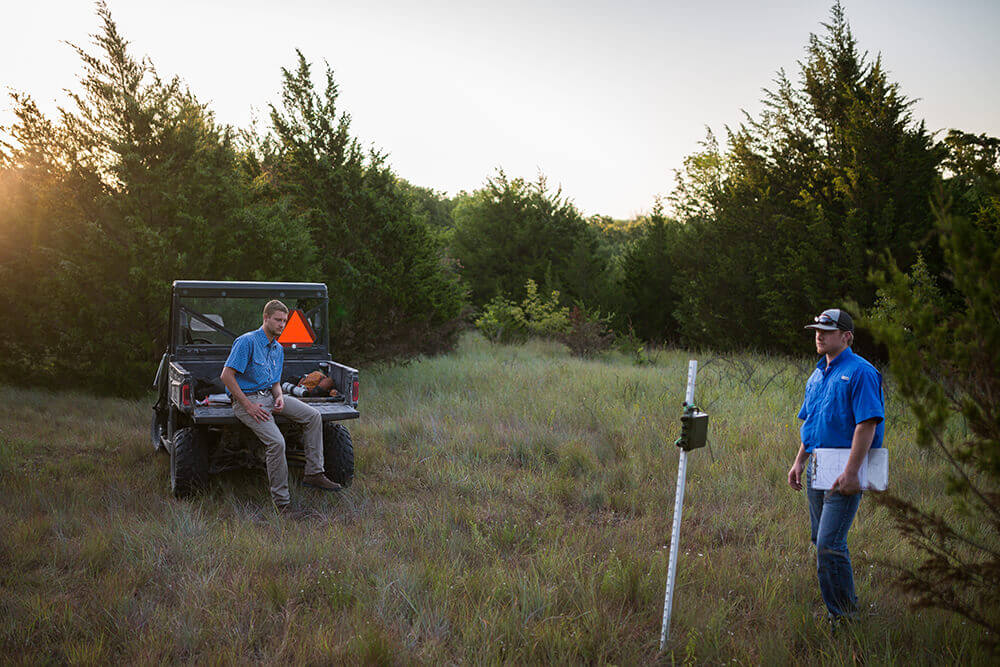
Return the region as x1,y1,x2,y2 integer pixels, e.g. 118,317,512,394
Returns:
798,347,884,452
224,327,283,395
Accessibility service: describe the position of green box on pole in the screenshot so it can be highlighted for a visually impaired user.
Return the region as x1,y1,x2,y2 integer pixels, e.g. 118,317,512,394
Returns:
676,408,709,451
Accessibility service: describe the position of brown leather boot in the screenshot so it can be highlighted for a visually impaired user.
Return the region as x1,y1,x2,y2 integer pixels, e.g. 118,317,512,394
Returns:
303,473,342,492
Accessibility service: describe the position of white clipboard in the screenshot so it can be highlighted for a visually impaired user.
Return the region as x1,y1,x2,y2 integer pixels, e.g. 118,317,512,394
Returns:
811,447,888,491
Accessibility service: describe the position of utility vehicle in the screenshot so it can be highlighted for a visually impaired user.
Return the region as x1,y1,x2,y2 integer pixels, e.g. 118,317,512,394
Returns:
151,281,359,497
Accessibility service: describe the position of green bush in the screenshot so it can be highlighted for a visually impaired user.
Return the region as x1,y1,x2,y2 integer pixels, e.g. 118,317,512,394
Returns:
475,280,570,343
556,306,615,358
614,326,657,366
474,295,526,344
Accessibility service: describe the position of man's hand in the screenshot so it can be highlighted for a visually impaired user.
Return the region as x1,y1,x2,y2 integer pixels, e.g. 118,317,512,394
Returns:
833,420,878,496
273,393,284,412
833,470,861,495
788,461,805,490
221,367,272,422
242,400,271,423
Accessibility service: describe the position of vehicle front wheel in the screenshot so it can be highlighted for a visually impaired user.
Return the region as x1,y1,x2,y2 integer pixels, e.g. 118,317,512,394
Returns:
322,422,354,488
171,427,210,498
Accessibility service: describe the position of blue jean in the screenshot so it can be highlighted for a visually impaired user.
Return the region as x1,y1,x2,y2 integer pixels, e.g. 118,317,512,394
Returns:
806,462,862,618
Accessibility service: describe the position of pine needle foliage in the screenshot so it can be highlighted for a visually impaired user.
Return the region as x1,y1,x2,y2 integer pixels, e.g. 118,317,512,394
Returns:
866,202,1000,651
251,52,466,363
654,2,942,353
451,171,606,308
0,2,312,394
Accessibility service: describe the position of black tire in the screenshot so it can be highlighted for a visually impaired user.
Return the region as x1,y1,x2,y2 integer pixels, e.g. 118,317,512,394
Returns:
322,422,355,488
151,408,168,452
171,427,210,498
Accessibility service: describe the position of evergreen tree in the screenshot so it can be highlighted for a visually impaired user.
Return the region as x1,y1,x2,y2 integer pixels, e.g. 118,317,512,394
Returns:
867,202,1000,651
253,52,466,362
450,171,607,308
618,203,683,342
396,179,458,232
940,129,1000,231
0,2,310,394
665,2,942,352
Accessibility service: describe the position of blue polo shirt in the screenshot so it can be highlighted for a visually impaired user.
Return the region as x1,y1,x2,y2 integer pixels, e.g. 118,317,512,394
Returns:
224,327,283,395
798,347,884,453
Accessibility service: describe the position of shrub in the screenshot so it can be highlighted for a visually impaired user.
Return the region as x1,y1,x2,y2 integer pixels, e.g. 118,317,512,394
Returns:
517,279,570,338
557,306,615,358
615,326,657,366
474,295,526,344
474,280,570,344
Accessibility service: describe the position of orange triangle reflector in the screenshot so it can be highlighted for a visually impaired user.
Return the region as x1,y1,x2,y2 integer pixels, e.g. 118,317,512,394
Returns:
278,309,316,347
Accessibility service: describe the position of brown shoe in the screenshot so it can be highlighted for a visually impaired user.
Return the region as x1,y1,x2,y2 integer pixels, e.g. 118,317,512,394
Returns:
303,473,342,492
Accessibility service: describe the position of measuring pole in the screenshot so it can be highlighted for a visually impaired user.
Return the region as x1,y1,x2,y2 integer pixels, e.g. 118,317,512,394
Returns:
660,359,698,651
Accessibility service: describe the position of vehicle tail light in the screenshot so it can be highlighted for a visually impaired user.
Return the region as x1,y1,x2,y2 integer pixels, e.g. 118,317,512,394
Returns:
352,380,359,403
181,382,191,408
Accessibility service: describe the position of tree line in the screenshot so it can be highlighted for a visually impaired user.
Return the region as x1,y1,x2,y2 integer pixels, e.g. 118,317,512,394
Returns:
1,2,997,395
0,4,465,395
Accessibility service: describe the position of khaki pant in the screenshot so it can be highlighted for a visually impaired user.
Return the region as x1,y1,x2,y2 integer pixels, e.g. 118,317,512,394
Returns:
232,391,324,506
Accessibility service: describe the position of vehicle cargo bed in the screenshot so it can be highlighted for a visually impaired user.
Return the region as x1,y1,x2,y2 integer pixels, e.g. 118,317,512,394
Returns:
192,401,359,425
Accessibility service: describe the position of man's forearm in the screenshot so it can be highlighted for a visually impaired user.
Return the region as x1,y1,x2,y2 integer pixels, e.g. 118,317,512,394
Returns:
793,443,808,466
844,420,878,474
271,382,282,401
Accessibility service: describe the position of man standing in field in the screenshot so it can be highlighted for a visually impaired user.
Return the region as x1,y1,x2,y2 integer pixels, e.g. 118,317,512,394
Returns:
220,300,340,515
787,308,884,627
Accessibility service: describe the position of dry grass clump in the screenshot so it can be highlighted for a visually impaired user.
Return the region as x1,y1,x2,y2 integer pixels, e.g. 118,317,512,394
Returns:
0,334,992,663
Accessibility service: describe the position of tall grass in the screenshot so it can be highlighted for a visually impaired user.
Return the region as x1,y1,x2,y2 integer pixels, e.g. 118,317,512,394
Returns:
0,334,992,663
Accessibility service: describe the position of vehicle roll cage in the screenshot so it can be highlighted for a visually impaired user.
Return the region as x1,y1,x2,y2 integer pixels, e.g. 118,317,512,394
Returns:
169,280,330,355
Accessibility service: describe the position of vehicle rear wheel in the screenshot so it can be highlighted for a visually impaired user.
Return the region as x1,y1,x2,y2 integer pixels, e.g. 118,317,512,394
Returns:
171,427,210,498
322,422,354,488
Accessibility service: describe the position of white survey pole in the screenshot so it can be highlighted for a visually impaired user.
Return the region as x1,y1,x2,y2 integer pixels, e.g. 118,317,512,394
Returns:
660,359,698,651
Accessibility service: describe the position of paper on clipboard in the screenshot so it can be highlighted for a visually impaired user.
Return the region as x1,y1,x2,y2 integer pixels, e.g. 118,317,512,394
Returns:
811,447,888,491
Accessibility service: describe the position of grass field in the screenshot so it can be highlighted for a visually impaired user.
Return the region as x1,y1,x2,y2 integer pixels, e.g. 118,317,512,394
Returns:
0,334,992,664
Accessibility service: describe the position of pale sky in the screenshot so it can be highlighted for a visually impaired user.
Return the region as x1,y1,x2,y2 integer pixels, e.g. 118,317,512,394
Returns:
2,0,998,219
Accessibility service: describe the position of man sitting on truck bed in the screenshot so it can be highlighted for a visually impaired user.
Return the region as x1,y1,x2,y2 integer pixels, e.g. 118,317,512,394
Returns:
220,299,341,512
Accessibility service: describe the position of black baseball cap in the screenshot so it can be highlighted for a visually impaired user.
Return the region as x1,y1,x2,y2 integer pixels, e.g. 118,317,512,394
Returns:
805,308,854,332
